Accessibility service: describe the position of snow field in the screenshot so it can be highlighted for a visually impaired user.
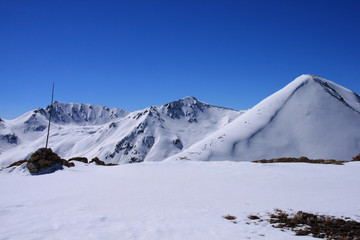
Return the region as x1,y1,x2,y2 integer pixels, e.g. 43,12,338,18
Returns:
1,161,359,239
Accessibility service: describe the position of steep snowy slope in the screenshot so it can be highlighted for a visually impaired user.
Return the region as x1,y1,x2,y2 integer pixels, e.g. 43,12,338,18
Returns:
0,97,242,167
169,75,360,162
100,97,241,163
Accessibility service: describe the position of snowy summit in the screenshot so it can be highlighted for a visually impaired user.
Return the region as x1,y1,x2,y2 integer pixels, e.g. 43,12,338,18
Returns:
171,74,360,162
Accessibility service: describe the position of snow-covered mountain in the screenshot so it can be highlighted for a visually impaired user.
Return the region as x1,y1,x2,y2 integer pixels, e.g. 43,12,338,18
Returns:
168,74,360,162
39,101,130,125
1,74,359,167
0,97,242,167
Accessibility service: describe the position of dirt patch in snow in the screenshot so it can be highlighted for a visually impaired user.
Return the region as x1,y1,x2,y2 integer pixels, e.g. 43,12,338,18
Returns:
352,154,360,162
252,156,347,165
249,209,360,239
90,157,118,166
68,157,88,163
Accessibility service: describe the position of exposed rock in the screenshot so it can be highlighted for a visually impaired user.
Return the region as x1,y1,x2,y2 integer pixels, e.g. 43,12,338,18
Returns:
90,157,118,166
252,156,346,165
258,209,360,239
26,148,74,174
2,133,18,144
68,157,88,163
90,157,106,165
352,153,360,162
6,160,27,168
109,122,117,128
130,157,142,163
173,139,183,150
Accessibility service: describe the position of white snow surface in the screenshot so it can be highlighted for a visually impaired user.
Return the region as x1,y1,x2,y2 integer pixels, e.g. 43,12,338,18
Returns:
169,75,360,162
1,161,359,240
0,97,241,167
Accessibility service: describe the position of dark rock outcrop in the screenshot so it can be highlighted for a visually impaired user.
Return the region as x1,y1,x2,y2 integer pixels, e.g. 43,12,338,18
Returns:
252,156,346,165
7,160,27,168
90,157,105,165
68,157,88,163
2,133,18,144
90,157,117,166
26,148,74,174
352,153,360,162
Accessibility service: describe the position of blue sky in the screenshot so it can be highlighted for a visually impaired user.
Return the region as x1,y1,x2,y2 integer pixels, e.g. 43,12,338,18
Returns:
1,0,359,119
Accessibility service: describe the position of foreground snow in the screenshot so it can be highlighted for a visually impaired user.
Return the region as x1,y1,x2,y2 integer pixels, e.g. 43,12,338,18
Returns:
1,161,359,240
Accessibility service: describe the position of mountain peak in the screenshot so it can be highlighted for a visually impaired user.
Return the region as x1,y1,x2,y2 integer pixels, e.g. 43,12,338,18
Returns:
161,96,208,120
169,74,360,162
289,74,360,114
34,101,129,125
181,96,198,103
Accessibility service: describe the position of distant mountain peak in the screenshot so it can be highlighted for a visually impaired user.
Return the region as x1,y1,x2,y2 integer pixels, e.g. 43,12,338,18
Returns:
161,97,208,120
33,101,129,125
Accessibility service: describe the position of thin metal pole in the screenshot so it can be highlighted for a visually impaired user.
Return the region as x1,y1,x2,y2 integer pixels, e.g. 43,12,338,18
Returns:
45,83,54,149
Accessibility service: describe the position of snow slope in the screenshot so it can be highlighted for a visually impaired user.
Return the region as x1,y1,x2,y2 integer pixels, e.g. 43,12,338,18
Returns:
0,97,241,167
169,75,360,162
1,161,359,239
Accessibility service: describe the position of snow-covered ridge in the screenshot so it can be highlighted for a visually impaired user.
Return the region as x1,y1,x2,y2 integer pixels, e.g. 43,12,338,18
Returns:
34,101,130,125
1,74,359,167
311,75,360,114
0,97,242,167
168,74,360,162
161,96,236,122
100,97,242,164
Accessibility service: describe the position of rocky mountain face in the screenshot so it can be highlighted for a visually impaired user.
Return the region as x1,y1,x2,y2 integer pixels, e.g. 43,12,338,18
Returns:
101,97,242,164
0,97,242,167
34,101,130,125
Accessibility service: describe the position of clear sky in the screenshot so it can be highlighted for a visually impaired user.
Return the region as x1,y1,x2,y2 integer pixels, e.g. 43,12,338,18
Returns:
1,0,359,119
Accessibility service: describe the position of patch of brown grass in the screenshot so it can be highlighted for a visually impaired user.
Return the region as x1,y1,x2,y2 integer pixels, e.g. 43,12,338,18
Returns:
264,210,360,239
223,214,237,221
252,156,346,165
248,215,260,220
90,157,118,166
6,160,27,168
352,153,360,162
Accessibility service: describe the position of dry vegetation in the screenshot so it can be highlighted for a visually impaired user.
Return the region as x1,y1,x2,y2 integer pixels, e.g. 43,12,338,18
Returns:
352,153,360,162
223,214,237,220
252,156,348,165
248,209,360,239
6,160,27,168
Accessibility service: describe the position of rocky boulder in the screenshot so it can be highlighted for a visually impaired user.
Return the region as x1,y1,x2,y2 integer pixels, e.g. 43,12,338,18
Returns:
90,157,106,165
90,157,117,166
26,148,74,174
352,154,360,161
68,157,88,163
7,160,27,168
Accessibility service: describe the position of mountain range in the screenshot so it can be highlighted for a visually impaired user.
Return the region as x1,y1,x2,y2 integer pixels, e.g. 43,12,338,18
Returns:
1,74,359,167
0,96,241,167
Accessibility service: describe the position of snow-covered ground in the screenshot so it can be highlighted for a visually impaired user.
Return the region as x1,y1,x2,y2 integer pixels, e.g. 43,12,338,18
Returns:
1,160,359,240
